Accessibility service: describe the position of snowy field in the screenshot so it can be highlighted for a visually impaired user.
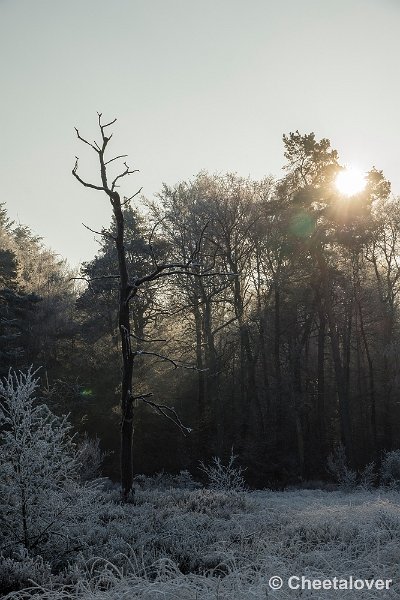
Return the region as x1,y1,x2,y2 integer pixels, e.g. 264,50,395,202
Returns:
3,483,400,599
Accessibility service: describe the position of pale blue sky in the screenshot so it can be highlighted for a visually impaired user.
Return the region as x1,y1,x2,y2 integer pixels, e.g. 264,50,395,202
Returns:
1,0,399,266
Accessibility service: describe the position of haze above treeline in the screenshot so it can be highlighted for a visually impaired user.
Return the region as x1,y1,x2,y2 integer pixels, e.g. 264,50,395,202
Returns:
1,0,399,266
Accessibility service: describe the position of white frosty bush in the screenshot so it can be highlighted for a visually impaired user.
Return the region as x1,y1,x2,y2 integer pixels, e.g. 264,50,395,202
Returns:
327,446,376,491
358,461,376,490
0,548,51,595
199,450,247,492
4,488,400,599
76,433,111,482
3,371,400,599
327,445,357,489
380,449,400,487
0,369,105,566
134,470,199,491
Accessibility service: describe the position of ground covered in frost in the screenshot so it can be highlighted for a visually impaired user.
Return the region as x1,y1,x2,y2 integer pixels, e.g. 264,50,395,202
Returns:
3,482,400,599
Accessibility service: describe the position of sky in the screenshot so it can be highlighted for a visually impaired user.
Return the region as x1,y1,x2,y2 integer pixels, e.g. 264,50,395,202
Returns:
1,0,400,268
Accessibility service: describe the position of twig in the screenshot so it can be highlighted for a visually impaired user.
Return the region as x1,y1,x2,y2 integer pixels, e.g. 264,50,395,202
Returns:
74,129,99,154
111,163,139,191
82,222,116,240
131,392,153,402
122,187,142,206
148,217,166,268
72,158,104,191
104,154,128,166
129,332,167,343
134,349,207,371
70,275,120,283
141,396,192,436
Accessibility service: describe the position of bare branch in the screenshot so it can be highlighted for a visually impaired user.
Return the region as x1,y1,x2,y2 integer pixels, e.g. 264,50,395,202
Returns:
129,332,167,344
74,128,99,153
212,315,238,335
135,350,178,368
140,396,192,436
74,116,140,206
101,117,117,130
134,349,207,371
127,391,191,436
111,162,139,191
98,112,117,145
134,267,237,288
131,392,153,402
82,222,116,240
191,222,209,262
72,158,105,192
104,154,128,166
122,187,142,206
148,217,166,268
69,275,120,285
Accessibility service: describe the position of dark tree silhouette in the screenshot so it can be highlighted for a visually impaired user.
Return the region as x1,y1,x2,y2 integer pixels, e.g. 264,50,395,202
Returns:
72,114,228,499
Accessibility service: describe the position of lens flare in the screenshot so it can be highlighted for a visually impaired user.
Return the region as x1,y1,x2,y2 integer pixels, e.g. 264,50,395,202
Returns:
335,167,366,196
80,388,93,397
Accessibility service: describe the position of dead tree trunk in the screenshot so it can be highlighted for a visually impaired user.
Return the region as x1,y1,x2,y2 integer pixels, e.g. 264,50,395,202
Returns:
113,196,136,498
72,114,227,499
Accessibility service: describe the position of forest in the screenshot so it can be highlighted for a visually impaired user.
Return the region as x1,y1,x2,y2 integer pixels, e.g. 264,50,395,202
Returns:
2,125,400,599
1,128,399,487
3,0,400,595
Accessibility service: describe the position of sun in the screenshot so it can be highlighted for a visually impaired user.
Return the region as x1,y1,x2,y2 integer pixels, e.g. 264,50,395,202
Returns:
335,167,366,196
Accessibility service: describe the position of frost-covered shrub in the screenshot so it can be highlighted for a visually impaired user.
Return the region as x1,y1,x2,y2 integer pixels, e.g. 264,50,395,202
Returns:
134,470,199,491
169,470,200,490
181,488,250,518
2,486,400,599
0,548,51,595
0,369,105,565
199,451,246,492
327,445,376,490
327,445,357,489
76,434,111,482
5,488,400,600
380,449,400,487
358,462,376,490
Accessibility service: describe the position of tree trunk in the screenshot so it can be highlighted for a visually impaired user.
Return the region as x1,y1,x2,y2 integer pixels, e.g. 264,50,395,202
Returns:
383,310,395,450
193,302,205,424
356,295,377,458
112,194,135,501
315,248,353,465
289,335,305,479
317,303,326,456
274,281,282,448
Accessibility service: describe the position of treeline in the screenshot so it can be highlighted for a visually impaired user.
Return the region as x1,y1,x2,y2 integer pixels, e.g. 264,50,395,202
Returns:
2,131,400,486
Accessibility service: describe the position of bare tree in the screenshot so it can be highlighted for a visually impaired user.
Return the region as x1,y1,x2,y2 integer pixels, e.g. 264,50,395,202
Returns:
72,114,225,499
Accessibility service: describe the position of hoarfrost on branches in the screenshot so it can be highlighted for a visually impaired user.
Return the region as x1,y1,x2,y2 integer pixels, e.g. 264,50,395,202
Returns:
76,433,112,483
0,369,104,565
2,371,399,599
380,450,400,488
199,450,247,492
